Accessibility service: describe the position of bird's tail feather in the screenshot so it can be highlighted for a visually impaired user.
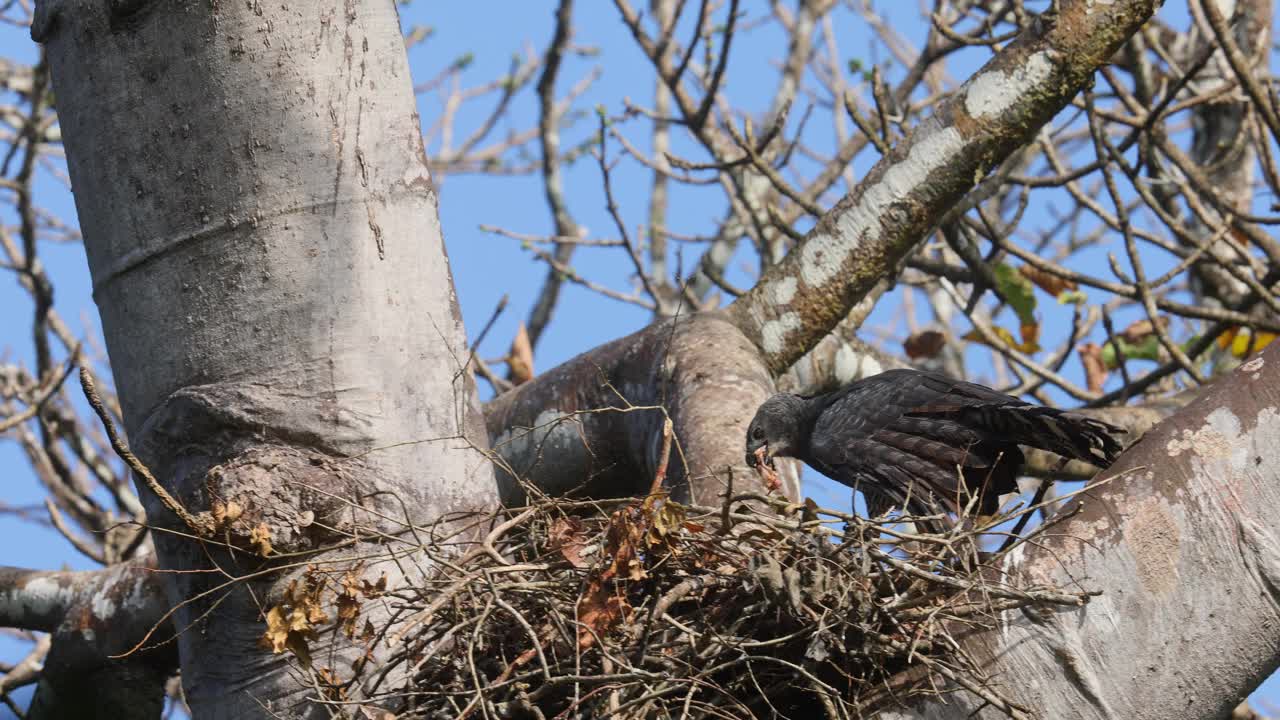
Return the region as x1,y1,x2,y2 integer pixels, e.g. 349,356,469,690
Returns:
907,403,1124,468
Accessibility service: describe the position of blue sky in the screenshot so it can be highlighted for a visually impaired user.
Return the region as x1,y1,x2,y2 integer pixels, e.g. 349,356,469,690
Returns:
0,1,1276,715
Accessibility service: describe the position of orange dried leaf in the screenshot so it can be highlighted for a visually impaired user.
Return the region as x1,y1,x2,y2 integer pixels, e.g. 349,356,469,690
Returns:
341,570,362,596
508,322,535,385
261,605,291,654
316,667,347,701
1018,264,1077,296
647,500,686,547
602,507,645,581
306,603,329,626
211,500,244,527
549,516,591,568
1119,317,1169,343
336,570,363,638
260,602,317,667
1078,342,1109,393
576,578,631,651
962,325,1040,354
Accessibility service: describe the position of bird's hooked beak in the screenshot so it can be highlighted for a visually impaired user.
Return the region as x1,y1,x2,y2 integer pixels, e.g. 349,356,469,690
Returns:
747,444,775,470
747,443,782,492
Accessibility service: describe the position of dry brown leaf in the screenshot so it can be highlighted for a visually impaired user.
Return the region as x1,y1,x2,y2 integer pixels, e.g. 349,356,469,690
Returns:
1078,342,1109,393
260,605,292,654
211,499,244,527
903,329,946,359
249,522,273,557
316,667,348,702
961,324,1040,354
508,322,535,385
337,570,363,638
575,577,630,651
573,504,651,649
646,500,687,548
1018,264,1078,296
1119,317,1169,343
604,507,645,582
548,516,590,568
259,601,317,667
361,574,389,598
306,602,329,626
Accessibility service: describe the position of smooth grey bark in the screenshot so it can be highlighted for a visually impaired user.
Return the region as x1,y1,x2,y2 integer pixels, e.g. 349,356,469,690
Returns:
885,344,1280,720
33,1,496,718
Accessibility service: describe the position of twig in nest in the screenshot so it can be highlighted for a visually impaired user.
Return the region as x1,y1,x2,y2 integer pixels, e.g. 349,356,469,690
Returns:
344,491,1094,718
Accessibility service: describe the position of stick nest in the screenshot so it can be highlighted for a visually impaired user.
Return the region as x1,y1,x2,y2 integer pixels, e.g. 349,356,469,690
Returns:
325,487,1094,720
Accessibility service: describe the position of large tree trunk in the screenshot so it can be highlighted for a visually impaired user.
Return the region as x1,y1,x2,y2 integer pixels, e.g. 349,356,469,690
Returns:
32,1,496,717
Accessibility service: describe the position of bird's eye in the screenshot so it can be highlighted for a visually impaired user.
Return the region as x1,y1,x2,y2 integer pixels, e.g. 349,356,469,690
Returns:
752,427,764,440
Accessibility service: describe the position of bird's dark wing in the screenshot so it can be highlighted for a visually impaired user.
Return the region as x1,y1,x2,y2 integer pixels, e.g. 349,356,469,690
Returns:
804,369,1123,518
805,370,999,516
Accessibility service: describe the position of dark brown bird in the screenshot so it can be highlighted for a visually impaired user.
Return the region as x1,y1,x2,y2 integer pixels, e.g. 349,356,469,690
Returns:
745,369,1123,525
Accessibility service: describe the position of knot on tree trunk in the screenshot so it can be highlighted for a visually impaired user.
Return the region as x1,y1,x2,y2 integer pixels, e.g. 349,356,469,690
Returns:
130,383,381,555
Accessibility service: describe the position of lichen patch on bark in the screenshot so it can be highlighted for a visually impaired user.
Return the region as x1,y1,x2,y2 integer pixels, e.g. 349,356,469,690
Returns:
1123,496,1182,595
797,127,966,291
1165,407,1242,460
964,51,1057,120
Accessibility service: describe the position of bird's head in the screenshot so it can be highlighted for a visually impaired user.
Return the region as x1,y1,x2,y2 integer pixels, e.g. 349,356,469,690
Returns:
745,393,806,470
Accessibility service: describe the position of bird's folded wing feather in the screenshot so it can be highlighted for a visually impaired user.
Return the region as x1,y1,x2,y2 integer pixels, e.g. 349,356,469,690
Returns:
806,371,997,513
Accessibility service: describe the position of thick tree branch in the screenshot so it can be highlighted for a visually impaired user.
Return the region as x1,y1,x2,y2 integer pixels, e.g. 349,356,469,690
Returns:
486,311,802,506
0,561,175,720
889,344,1280,719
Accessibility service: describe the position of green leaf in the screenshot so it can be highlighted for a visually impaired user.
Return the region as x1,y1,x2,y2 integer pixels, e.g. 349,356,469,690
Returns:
993,263,1037,325
1100,336,1160,368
